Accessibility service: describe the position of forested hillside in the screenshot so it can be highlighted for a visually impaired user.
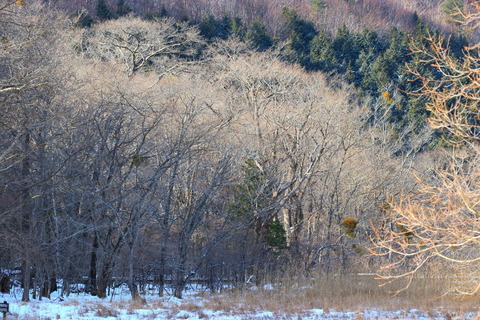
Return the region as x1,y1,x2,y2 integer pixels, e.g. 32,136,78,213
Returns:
1,0,479,303
52,0,462,35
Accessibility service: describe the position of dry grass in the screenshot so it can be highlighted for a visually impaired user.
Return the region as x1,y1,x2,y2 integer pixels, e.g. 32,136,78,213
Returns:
62,299,80,306
10,274,480,319
127,297,148,310
93,303,120,317
76,301,123,318
180,301,205,313
197,271,480,317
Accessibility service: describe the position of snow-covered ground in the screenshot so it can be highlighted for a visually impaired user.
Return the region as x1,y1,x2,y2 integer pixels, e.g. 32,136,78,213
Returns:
1,286,479,319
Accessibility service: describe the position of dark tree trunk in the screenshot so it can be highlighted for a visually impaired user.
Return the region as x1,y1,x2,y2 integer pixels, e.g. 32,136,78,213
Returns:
0,275,10,294
173,277,185,299
173,240,189,299
97,260,112,299
88,234,98,295
158,274,165,297
128,245,139,301
41,276,57,298
21,261,31,302
21,131,32,302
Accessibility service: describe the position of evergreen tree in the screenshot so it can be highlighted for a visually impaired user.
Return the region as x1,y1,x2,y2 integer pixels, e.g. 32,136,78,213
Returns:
384,28,409,66
265,219,287,250
230,16,245,39
449,33,469,58
229,158,287,251
331,24,358,72
412,12,435,43
310,0,327,15
282,8,317,58
199,15,218,40
245,20,273,51
199,15,235,41
310,0,327,26
354,28,385,56
217,15,233,40
309,31,336,71
116,0,132,17
96,0,113,21
357,48,376,90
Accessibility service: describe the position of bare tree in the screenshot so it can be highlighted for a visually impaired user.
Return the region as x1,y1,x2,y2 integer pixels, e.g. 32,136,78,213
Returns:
83,15,205,76
370,2,480,295
214,49,410,273
0,2,84,301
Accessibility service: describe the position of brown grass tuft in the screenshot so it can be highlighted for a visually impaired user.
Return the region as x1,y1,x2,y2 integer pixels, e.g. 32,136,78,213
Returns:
93,303,120,317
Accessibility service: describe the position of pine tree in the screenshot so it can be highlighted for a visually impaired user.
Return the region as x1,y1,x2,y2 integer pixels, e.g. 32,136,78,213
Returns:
116,0,132,17
282,8,317,56
309,31,336,71
265,219,287,250
96,0,113,21
354,28,385,56
230,17,245,39
229,158,286,250
331,24,358,72
245,20,273,51
199,15,218,40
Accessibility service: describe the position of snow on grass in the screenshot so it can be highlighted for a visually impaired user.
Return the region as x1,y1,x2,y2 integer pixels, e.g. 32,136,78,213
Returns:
1,288,479,319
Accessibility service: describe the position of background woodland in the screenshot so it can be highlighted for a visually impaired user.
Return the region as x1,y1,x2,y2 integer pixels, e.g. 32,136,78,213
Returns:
0,0,478,301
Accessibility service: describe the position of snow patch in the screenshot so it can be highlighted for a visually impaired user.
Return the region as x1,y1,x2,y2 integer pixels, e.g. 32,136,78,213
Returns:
262,284,274,290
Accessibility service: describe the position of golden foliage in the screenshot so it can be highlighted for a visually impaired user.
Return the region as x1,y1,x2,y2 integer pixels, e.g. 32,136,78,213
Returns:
342,217,358,229
382,91,393,104
396,223,414,242
341,217,359,238
16,0,24,6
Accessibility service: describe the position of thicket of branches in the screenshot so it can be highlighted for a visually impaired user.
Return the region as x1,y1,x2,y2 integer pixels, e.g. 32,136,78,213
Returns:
1,0,477,302
54,0,458,36
370,1,480,296
0,1,421,301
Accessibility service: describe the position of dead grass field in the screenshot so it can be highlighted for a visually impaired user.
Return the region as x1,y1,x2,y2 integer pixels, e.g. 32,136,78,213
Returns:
195,271,480,318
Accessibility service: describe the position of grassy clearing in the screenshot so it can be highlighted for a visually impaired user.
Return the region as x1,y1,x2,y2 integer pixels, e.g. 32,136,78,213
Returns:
198,271,480,317
7,268,480,319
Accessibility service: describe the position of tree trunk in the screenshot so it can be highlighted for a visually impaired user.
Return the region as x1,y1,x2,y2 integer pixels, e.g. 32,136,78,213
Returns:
0,275,10,294
158,158,178,297
173,276,185,299
62,277,70,297
173,241,188,299
158,230,169,297
97,261,111,299
21,261,31,302
128,245,139,301
88,235,98,295
158,274,165,297
21,131,32,302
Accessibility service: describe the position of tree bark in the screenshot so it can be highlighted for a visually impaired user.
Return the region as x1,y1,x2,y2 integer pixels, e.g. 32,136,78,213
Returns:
96,261,111,299
21,261,31,302
88,234,98,295
128,245,139,301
